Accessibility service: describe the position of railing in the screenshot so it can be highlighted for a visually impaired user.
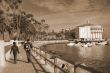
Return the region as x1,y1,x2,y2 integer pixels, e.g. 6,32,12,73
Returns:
31,47,68,73
31,46,102,73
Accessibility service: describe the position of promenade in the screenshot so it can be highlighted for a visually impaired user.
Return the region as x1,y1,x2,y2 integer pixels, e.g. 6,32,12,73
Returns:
0,40,69,73
2,46,45,73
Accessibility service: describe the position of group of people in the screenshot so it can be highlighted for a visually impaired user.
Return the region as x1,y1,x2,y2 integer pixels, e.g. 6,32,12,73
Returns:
10,39,33,64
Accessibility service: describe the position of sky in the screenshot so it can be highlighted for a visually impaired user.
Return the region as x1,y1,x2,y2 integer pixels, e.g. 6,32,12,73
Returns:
22,0,110,38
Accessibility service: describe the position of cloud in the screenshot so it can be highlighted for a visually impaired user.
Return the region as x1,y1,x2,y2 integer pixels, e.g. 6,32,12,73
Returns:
31,0,75,12
30,0,110,12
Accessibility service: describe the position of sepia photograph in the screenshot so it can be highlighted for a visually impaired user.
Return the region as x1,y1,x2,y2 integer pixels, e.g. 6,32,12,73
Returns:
0,0,110,73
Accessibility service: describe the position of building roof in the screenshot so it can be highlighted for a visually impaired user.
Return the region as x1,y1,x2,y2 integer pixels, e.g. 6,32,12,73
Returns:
78,23,93,27
76,23,103,28
76,20,101,27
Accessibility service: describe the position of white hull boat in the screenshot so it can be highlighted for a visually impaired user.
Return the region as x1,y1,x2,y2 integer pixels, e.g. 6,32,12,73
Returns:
67,42,75,46
96,41,108,45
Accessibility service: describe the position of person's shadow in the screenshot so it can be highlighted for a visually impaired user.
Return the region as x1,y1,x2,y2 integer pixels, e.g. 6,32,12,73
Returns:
6,59,13,64
17,59,27,63
6,59,27,64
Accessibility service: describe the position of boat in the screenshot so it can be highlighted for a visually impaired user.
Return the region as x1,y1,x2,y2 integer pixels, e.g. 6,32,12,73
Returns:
81,44,88,47
86,43,93,47
81,43,93,47
67,42,75,46
96,41,108,45
67,41,93,48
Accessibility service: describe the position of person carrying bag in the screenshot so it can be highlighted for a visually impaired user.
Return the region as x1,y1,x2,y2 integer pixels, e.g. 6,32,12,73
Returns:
24,39,33,63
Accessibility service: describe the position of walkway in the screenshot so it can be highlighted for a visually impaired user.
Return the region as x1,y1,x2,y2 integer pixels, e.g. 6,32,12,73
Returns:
2,46,45,73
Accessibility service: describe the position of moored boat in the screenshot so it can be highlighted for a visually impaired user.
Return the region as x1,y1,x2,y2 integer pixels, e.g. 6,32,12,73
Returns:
96,41,108,45
67,42,75,46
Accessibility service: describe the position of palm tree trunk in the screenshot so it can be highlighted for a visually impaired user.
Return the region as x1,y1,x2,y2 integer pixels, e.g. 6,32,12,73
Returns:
17,3,22,40
2,24,4,40
3,31,4,40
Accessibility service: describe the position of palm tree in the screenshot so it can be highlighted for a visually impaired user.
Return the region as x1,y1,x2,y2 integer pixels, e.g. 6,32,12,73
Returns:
0,0,38,41
4,0,22,40
1,0,50,41
43,24,49,40
0,10,11,40
17,12,37,40
40,19,50,40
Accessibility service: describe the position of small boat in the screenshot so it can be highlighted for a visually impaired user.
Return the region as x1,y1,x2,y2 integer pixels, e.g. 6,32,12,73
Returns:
96,41,108,45
81,43,93,47
81,44,88,47
67,42,75,46
86,43,93,47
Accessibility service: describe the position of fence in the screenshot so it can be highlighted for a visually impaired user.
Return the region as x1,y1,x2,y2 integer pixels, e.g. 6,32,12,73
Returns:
31,46,102,73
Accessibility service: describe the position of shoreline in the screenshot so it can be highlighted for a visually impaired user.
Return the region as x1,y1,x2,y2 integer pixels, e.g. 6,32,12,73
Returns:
33,40,69,48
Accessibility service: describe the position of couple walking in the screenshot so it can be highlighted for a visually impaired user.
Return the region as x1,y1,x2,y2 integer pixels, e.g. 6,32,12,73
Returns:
10,39,33,64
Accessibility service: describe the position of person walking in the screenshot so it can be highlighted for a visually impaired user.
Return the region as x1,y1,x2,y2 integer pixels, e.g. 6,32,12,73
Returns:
10,42,20,64
24,39,33,63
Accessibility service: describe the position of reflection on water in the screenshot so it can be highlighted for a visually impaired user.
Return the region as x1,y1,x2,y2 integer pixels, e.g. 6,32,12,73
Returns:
78,45,104,60
45,43,110,73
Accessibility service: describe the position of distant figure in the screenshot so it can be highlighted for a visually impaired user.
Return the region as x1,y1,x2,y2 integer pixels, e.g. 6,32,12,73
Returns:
61,63,70,73
10,42,20,64
24,39,33,63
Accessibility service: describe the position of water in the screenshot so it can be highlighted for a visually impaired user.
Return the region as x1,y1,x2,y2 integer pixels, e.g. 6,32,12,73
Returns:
45,43,110,73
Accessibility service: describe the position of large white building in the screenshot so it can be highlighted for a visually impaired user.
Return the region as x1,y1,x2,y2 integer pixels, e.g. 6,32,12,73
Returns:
74,23,104,41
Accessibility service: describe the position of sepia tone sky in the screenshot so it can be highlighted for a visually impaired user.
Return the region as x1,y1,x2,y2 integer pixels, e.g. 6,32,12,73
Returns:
22,0,110,38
